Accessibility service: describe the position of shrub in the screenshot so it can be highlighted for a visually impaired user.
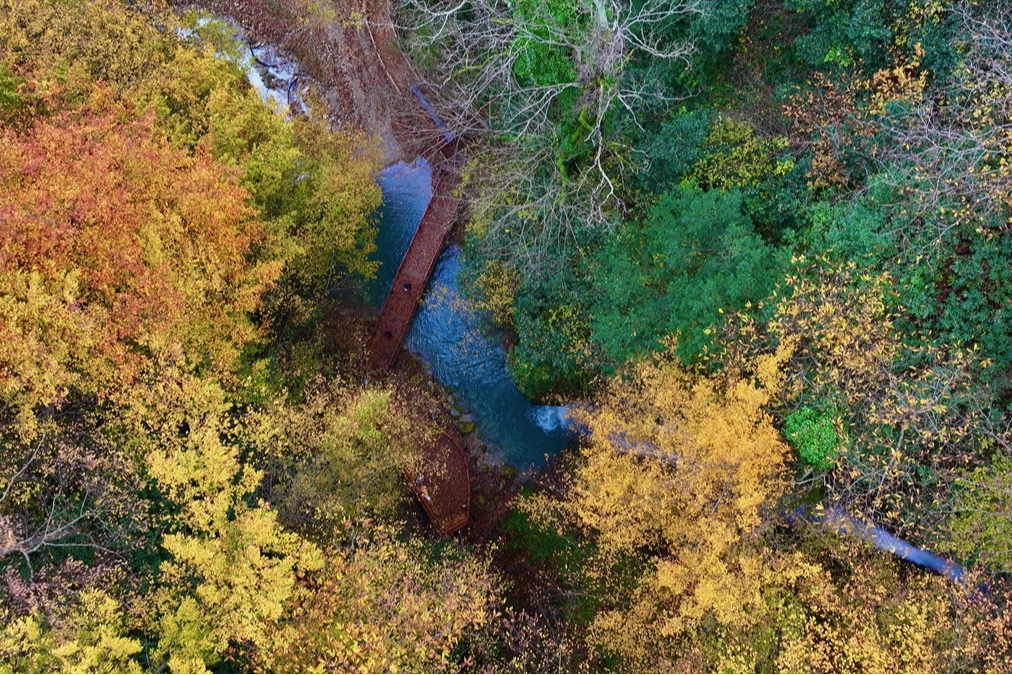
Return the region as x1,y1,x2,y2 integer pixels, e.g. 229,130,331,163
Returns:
784,406,838,470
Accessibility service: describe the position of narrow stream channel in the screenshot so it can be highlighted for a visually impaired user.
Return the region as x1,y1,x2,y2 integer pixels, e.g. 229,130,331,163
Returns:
364,160,570,468
221,29,569,468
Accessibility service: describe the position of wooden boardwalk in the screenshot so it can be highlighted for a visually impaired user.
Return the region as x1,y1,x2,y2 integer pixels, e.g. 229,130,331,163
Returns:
363,136,471,536
365,144,462,371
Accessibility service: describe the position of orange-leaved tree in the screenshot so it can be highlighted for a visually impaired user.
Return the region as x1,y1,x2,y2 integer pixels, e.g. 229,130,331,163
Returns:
0,94,279,417
0,92,281,577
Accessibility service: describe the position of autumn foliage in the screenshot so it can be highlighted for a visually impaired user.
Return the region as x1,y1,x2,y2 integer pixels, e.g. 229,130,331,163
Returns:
0,98,278,412
0,1,468,671
6,0,1012,672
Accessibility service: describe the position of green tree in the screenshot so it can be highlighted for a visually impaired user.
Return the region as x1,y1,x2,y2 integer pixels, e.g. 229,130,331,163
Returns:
590,183,785,367
401,0,702,271
784,406,839,471
506,257,599,398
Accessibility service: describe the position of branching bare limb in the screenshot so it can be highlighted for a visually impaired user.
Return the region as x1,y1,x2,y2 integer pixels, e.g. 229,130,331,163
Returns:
881,0,1012,240
386,0,702,271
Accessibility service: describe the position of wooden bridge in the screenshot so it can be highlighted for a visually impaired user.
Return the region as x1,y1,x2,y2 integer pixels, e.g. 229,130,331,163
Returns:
404,432,471,536
365,141,463,372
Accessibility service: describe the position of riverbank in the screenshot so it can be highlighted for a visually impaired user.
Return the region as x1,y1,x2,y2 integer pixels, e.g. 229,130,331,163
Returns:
178,0,530,524
176,0,432,163
322,300,523,541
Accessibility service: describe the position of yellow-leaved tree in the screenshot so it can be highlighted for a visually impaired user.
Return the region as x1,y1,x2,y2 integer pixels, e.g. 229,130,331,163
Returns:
240,383,429,540
278,528,499,673
768,256,986,532
120,369,322,673
0,588,142,673
527,336,1007,672
551,338,795,667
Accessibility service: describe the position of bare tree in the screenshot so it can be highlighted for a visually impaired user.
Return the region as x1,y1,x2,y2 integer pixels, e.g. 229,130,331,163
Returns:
0,428,130,578
390,0,702,271
881,0,1012,242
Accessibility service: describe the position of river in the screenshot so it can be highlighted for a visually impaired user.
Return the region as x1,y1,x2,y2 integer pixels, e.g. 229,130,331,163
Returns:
228,27,968,582
216,16,570,469
363,159,571,469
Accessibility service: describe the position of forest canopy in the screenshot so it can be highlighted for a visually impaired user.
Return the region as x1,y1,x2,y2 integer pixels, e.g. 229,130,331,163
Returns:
3,0,1012,672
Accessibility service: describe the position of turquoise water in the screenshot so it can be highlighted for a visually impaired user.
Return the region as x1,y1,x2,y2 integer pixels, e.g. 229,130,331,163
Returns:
366,160,570,468
362,159,433,306
405,249,571,467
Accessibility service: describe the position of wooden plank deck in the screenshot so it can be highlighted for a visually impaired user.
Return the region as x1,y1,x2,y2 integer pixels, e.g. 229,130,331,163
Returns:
405,432,471,536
